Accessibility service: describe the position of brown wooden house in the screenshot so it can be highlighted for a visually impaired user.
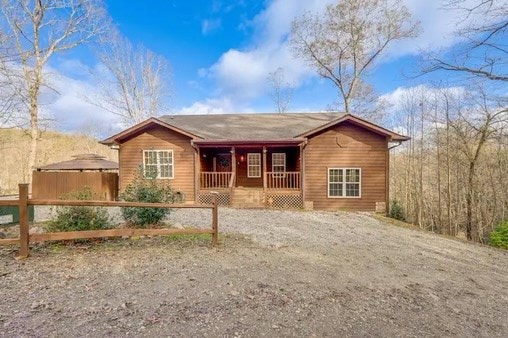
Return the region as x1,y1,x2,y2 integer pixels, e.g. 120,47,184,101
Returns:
101,113,408,211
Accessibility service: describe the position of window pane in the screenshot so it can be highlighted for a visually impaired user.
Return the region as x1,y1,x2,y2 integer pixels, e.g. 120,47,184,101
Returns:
159,151,169,164
329,169,343,183
144,151,157,165
329,183,342,196
248,166,260,177
272,153,285,174
248,154,260,165
145,165,157,178
346,183,360,197
346,169,360,183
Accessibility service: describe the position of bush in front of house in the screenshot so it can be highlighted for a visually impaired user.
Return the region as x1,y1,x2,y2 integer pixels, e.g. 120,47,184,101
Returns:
489,220,508,250
120,168,177,228
45,187,112,232
389,199,405,221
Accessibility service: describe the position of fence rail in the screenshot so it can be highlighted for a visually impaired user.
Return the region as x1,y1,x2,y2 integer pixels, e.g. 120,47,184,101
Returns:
266,172,301,190
0,184,219,258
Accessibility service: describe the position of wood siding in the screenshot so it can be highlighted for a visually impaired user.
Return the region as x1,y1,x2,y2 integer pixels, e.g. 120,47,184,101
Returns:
32,171,118,201
119,125,195,202
304,121,388,211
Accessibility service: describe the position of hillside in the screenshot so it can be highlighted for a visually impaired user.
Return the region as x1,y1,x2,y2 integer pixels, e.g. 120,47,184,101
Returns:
0,129,118,195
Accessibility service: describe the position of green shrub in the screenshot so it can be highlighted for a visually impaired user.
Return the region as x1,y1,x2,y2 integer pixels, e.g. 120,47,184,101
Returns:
46,187,112,232
489,220,508,250
389,199,405,221
120,167,177,228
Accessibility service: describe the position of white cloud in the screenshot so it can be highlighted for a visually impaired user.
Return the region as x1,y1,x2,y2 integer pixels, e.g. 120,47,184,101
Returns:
203,0,484,108
386,0,481,58
380,84,466,110
177,97,239,115
39,63,123,136
209,45,308,100
201,19,221,35
206,0,333,102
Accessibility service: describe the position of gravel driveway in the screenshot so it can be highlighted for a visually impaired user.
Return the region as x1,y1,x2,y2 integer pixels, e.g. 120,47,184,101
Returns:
1,207,507,337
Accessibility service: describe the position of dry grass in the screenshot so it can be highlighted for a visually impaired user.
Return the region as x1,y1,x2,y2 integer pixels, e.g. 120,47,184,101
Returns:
0,128,117,195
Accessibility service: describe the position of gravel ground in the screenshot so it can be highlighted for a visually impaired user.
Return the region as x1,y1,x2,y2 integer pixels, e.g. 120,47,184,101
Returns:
1,207,507,337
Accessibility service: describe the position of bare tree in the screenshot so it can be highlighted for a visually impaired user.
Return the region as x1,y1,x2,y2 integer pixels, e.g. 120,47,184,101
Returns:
448,88,507,240
290,0,419,115
90,33,171,126
426,0,508,82
0,31,23,126
0,0,107,184
267,67,292,114
389,84,508,243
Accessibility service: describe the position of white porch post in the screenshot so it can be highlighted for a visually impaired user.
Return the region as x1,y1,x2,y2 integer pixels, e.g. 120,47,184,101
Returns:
263,147,267,193
194,146,200,203
230,147,236,186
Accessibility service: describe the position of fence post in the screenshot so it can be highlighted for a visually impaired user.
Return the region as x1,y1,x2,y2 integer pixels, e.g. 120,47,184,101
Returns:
18,183,30,258
211,192,218,246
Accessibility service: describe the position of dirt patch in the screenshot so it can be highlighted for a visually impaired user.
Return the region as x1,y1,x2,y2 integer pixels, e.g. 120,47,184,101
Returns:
1,209,507,337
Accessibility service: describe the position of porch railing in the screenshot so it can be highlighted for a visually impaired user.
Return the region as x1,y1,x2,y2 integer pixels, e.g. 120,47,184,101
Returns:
200,172,232,189
266,172,300,190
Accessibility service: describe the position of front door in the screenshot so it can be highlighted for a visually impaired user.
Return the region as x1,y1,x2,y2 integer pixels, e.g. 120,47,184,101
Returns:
216,153,231,172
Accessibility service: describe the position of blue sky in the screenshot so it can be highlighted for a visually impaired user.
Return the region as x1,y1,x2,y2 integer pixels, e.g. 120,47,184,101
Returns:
41,0,481,135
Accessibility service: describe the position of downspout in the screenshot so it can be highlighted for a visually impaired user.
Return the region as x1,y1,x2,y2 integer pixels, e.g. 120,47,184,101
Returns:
109,143,120,195
388,141,402,150
191,140,199,203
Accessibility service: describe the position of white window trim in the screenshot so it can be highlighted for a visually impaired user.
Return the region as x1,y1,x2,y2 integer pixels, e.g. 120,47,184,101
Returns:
247,153,261,178
327,167,361,199
143,149,174,179
272,153,286,177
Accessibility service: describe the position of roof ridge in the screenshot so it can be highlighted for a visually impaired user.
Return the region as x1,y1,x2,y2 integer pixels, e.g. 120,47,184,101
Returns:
159,111,345,118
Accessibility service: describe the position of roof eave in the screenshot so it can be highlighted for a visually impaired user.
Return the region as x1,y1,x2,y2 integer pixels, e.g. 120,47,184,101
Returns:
193,138,306,146
390,135,411,142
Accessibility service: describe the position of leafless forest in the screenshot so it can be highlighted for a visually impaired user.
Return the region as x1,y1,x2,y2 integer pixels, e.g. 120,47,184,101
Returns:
389,87,507,242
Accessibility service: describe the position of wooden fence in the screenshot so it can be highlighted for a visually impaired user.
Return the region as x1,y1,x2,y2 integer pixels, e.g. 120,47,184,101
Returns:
32,171,119,201
0,184,218,258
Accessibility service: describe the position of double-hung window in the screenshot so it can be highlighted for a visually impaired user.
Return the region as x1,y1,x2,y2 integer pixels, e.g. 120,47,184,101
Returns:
328,168,361,198
143,150,174,179
272,153,286,177
247,153,261,178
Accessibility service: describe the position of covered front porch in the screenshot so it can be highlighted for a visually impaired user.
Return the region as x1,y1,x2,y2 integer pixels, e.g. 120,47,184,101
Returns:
194,142,304,208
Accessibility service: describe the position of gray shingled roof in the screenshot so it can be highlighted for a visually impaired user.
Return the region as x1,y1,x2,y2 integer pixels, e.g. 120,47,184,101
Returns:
37,154,118,171
158,112,344,140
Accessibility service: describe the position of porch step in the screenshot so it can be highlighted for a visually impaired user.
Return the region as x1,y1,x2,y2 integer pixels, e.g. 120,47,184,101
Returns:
231,188,264,208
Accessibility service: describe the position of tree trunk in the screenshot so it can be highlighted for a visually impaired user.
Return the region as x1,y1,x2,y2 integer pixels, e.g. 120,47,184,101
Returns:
27,86,39,189
465,161,475,240
418,103,424,228
446,116,452,235
26,69,42,190
436,125,442,233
